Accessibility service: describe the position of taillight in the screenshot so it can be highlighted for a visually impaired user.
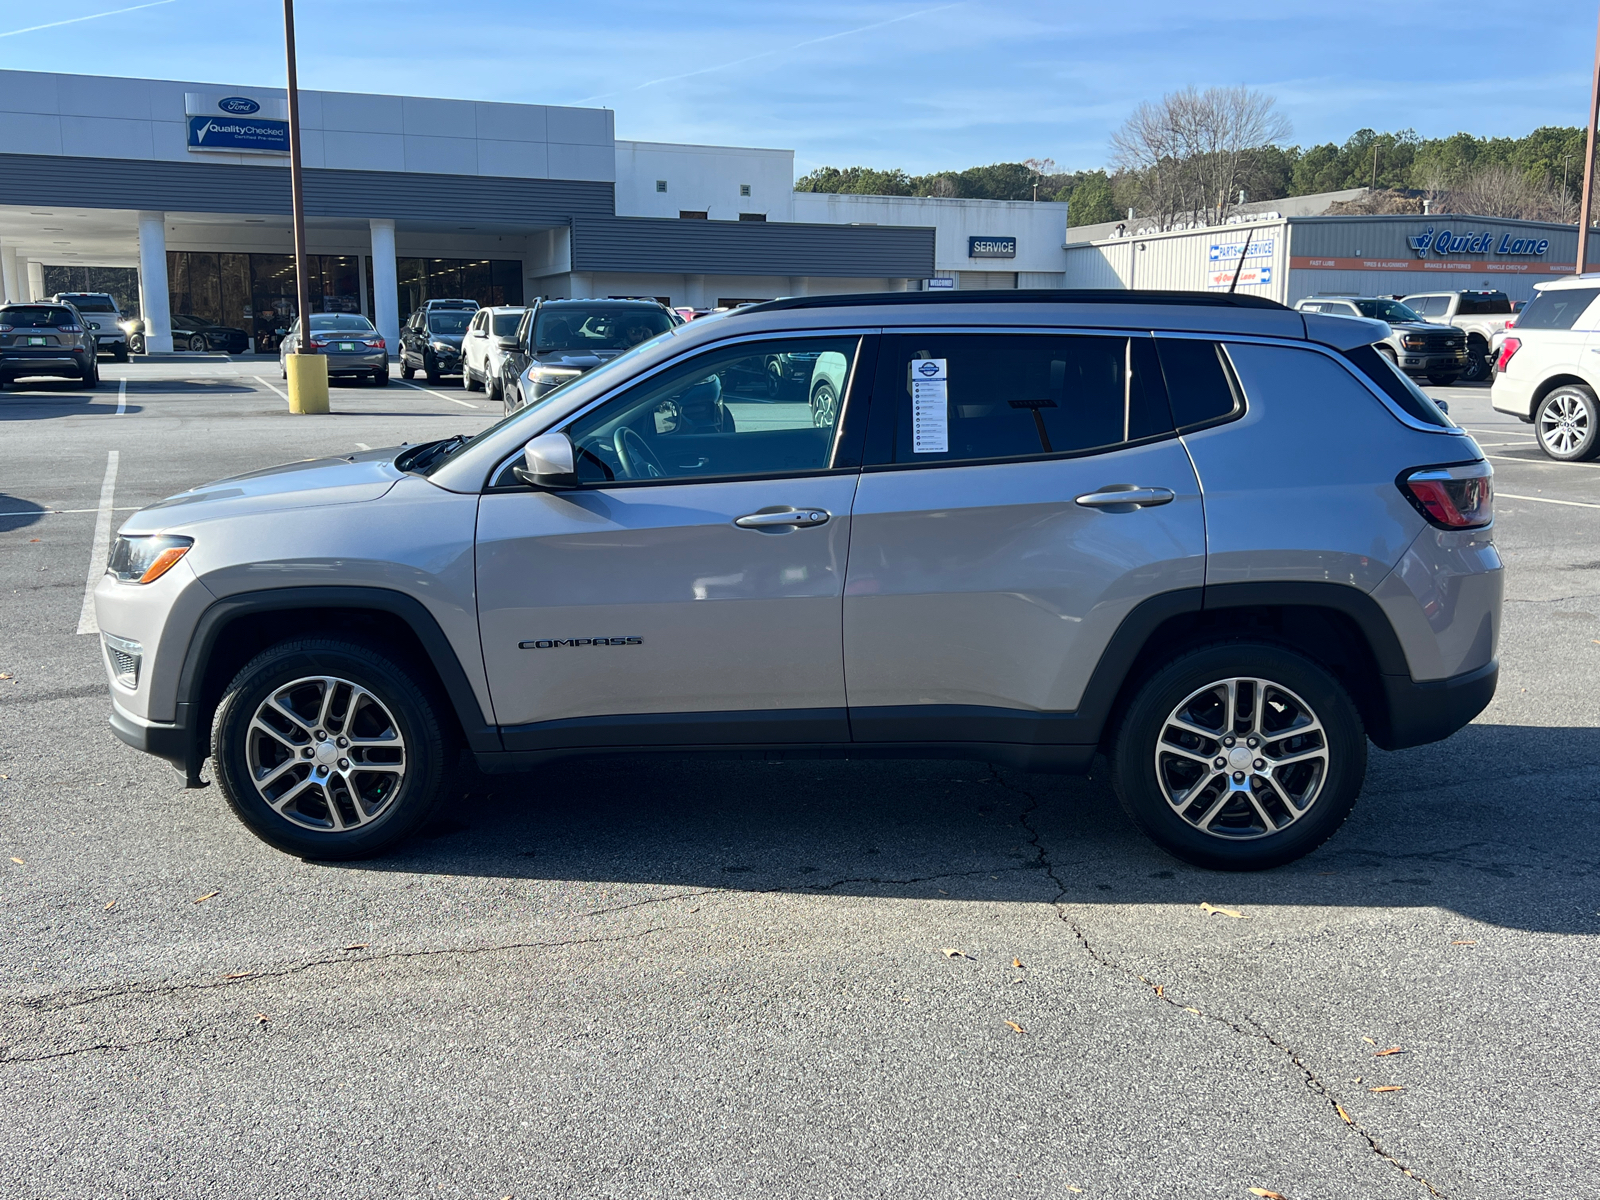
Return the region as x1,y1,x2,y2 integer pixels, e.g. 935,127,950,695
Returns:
365,337,385,349
0,324,12,332
1399,463,1493,530
1496,337,1520,371
57,323,83,333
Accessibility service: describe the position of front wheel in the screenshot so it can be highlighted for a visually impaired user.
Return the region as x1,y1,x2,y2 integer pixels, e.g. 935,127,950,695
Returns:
424,356,441,384
400,357,414,381
1460,344,1490,383
1110,642,1366,871
485,370,502,404
129,333,145,355
1536,384,1600,461
465,366,483,392
810,379,838,428
211,638,452,859
1427,374,1458,387
189,334,207,353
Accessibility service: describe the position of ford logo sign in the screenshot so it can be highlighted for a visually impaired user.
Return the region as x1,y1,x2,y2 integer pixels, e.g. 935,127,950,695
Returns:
218,96,260,115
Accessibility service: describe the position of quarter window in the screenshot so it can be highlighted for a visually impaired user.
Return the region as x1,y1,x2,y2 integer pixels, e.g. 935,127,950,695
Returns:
564,337,860,484
1155,338,1243,431
876,334,1172,465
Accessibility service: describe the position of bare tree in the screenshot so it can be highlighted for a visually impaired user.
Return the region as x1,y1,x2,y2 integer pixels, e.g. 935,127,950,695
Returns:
1442,164,1577,223
1111,86,1290,228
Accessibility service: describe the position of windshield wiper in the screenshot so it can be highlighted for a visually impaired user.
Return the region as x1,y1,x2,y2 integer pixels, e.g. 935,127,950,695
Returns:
397,434,469,474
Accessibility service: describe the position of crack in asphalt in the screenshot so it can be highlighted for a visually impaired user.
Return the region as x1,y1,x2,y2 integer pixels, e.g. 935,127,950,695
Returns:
992,765,1448,1199
2,1029,196,1065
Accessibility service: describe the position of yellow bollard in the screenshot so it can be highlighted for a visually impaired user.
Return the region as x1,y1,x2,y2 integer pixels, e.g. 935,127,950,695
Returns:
285,352,330,414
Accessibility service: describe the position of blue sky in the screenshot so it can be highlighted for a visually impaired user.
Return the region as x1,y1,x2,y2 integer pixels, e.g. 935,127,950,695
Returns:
2,1,1595,175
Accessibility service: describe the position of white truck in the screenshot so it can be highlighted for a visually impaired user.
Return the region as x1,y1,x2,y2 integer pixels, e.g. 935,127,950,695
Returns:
1400,289,1516,383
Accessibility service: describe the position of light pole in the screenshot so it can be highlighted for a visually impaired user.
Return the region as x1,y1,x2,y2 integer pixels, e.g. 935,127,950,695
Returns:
1576,4,1600,277
282,0,328,413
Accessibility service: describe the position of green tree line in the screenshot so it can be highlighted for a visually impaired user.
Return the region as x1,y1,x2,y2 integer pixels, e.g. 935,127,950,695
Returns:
794,126,1590,227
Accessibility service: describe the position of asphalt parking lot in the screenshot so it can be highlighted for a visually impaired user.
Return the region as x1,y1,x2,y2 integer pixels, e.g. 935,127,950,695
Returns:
1,360,1596,1200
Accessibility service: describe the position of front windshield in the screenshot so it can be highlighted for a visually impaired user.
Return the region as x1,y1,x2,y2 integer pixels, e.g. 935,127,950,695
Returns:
534,307,674,353
1353,299,1422,323
309,313,375,331
61,295,117,312
428,312,472,335
416,326,685,476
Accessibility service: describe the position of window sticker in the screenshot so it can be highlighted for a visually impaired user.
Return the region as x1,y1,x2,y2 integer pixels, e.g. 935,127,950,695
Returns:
910,358,948,453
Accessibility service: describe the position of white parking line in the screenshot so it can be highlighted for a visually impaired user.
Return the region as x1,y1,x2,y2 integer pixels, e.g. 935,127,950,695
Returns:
76,450,119,635
116,379,126,415
355,442,371,451
1484,452,1600,471
395,378,484,409
1498,492,1600,509
1465,426,1534,439
0,506,139,518
254,375,289,401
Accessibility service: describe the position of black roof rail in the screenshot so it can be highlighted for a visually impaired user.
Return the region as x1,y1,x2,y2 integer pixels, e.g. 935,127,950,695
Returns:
741,288,1289,315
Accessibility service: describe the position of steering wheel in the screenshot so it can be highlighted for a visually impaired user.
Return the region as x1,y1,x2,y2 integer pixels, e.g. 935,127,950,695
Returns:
614,426,666,480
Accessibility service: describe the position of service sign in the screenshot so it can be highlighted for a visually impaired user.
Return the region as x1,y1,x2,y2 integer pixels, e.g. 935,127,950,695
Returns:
186,115,290,154
968,236,1017,259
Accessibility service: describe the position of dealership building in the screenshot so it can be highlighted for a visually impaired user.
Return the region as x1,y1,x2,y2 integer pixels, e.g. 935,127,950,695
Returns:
1062,198,1600,305
0,69,1067,352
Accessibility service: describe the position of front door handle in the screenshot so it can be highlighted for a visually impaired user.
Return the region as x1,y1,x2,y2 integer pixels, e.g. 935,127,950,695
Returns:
734,508,831,529
1074,485,1175,510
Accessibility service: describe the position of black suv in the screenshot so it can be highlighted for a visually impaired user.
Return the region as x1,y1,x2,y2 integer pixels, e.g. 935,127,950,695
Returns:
399,301,478,383
499,298,677,412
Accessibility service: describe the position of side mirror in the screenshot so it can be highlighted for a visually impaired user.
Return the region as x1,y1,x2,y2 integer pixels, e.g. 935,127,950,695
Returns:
514,432,579,489
495,334,520,351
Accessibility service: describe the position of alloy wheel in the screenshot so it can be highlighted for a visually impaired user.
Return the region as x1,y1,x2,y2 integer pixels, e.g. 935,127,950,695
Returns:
244,675,407,831
1539,391,1592,458
1153,676,1329,840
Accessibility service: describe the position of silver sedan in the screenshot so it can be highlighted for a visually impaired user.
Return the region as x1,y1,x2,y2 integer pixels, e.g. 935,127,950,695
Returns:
279,314,390,386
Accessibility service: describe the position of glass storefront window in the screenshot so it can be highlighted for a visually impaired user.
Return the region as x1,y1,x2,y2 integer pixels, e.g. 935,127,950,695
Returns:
395,257,523,326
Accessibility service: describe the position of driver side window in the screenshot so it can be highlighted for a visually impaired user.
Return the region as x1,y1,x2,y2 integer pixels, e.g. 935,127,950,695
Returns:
563,337,859,485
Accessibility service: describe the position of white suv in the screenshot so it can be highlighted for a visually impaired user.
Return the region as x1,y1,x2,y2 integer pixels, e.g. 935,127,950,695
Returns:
1490,277,1600,460
462,306,526,403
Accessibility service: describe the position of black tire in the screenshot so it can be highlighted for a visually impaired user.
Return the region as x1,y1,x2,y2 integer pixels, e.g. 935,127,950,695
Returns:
1109,641,1366,871
1460,342,1490,383
425,357,441,385
78,360,98,388
1426,374,1458,387
484,370,501,404
189,334,207,353
465,367,483,392
113,345,130,364
129,333,145,355
211,638,452,859
373,368,389,387
1535,384,1600,461
400,358,414,380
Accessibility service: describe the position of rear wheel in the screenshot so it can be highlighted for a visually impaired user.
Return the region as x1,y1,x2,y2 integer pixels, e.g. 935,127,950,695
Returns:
1461,341,1490,383
465,366,483,392
78,359,98,388
810,379,838,428
1535,384,1600,461
113,344,130,364
211,638,452,859
1110,642,1365,871
485,369,502,404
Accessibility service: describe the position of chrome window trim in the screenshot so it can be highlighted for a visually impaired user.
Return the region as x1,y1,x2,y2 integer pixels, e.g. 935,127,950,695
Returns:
485,327,880,491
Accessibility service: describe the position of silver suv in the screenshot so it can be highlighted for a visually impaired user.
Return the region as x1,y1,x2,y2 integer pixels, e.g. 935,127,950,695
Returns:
94,291,1503,871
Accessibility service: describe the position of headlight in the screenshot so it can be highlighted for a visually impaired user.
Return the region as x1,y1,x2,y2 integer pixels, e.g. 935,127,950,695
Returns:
526,365,583,397
1400,336,1425,349
107,534,193,583
431,341,455,354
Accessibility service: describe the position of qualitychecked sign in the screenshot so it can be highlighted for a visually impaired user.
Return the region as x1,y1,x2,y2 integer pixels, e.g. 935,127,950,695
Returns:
186,115,289,153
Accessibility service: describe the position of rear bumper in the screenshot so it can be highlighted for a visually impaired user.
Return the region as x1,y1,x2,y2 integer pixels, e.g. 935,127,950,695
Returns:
1491,374,1537,421
1373,659,1497,750
321,351,387,375
1,353,86,377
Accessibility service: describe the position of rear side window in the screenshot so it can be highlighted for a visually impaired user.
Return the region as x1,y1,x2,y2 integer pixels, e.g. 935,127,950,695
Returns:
1515,287,1600,330
875,333,1172,465
1340,344,1453,428
0,306,74,328
1407,296,1448,317
1155,338,1243,430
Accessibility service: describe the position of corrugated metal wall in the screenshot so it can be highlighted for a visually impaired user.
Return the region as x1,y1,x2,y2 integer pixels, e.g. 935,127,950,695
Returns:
1062,241,1133,288
1065,222,1287,299
571,216,935,278
0,152,614,223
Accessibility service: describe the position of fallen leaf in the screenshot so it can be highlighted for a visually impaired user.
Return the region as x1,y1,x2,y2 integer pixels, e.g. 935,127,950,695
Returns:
1370,1086,1405,1093
687,906,700,913
1199,902,1249,919
9,857,22,865
940,948,967,959
1374,1046,1403,1057
341,943,369,951
193,891,219,904
1336,1103,1353,1125
937,889,949,895
1184,1007,1201,1015
254,1012,270,1024
1013,957,1023,969
1249,1190,1289,1200
1451,940,1477,945
104,899,116,910
0,673,11,679
223,971,253,980
1067,1189,1085,1194
1362,1037,1378,1045
1154,984,1164,997
1004,1020,1025,1034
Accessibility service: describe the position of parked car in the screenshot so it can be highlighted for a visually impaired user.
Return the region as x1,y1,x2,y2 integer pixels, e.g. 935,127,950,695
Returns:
50,292,130,361
1292,296,1465,386
94,289,1499,872
171,313,250,354
0,299,100,389
499,298,676,413
399,305,476,383
278,313,389,386
1400,290,1515,382
1490,277,1600,460
461,305,526,403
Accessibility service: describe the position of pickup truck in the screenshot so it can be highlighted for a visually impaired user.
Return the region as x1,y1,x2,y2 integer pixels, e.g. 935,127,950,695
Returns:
1400,290,1516,382
1293,295,1465,385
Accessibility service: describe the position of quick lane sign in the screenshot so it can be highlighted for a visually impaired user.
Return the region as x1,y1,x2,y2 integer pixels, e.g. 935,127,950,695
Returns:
1408,226,1551,258
968,236,1016,259
187,115,290,154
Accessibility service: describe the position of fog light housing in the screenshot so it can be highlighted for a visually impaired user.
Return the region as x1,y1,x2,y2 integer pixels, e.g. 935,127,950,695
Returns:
102,632,143,688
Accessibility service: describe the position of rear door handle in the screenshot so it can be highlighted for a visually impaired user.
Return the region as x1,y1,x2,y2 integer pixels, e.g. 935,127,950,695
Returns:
734,508,831,529
1074,486,1175,510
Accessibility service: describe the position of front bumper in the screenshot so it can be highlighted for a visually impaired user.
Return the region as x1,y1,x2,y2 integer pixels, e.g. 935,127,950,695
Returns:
1399,352,1464,373
109,697,205,785
1375,659,1497,750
